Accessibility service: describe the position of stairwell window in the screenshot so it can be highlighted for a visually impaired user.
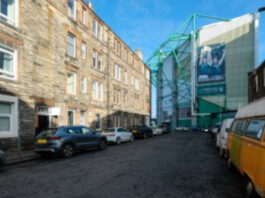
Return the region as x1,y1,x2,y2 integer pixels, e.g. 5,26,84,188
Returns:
93,19,102,41
0,45,17,80
67,32,76,57
0,0,18,27
68,0,76,20
92,81,103,101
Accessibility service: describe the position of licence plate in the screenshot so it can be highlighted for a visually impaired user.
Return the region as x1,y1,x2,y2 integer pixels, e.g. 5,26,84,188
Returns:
132,130,137,133
37,139,47,144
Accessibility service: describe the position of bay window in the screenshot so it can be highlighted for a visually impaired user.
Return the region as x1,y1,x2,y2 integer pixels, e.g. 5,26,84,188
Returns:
81,77,87,93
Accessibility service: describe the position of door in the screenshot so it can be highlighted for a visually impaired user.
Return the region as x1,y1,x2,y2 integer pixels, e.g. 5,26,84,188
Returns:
81,127,98,147
66,127,84,149
241,119,265,188
117,128,126,142
121,128,131,141
37,115,49,135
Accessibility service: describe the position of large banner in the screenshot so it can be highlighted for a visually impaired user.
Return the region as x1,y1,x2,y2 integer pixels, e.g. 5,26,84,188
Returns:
197,43,225,84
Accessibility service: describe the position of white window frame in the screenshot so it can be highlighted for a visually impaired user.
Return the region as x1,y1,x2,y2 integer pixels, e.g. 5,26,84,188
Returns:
68,0,76,20
92,81,97,99
68,109,75,125
98,23,102,41
0,95,18,138
93,19,98,38
67,32,76,57
80,110,86,126
67,72,77,94
0,0,19,27
97,54,102,71
93,51,97,68
81,42,86,59
96,114,101,130
81,77,87,93
0,45,17,80
81,7,86,24
124,72,128,84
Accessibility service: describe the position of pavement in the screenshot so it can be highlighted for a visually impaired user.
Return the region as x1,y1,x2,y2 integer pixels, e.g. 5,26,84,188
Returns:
5,150,39,165
0,132,245,198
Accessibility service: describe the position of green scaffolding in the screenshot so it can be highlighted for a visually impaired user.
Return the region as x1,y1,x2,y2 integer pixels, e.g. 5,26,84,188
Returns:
146,14,230,122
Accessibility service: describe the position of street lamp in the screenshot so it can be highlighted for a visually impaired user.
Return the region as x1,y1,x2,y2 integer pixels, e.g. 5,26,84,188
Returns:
258,7,265,12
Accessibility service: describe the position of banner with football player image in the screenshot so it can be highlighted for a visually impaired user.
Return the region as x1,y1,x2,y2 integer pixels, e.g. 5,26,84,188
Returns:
197,43,225,84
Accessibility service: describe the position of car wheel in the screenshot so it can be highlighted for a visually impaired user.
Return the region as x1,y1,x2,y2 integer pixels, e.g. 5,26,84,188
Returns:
245,178,257,198
62,144,74,158
130,135,134,142
98,139,107,150
116,137,121,145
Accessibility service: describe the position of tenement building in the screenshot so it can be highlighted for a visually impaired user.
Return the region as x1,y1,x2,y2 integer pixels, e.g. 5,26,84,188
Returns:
0,0,151,150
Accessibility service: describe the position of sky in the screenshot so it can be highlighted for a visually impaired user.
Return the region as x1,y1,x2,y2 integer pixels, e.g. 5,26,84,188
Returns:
89,0,265,118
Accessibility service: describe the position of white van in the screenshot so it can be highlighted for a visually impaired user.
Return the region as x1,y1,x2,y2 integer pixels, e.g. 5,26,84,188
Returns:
216,118,234,158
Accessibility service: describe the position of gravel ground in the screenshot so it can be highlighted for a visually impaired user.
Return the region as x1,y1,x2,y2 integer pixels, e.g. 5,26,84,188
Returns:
0,132,244,198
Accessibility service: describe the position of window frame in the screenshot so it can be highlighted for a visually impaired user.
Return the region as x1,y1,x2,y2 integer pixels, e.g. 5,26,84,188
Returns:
81,77,87,93
81,41,86,59
0,0,19,27
67,0,76,20
80,110,87,126
0,45,17,80
67,71,77,95
96,114,101,130
81,7,86,24
67,109,75,125
67,32,76,57
0,95,18,138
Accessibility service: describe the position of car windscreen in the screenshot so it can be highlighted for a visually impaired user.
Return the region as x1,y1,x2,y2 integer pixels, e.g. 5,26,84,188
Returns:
38,129,58,137
104,128,115,133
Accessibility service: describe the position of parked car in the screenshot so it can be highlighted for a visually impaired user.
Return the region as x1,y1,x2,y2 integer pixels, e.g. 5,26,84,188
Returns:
0,150,6,169
34,126,107,158
161,123,170,134
130,125,153,139
102,127,134,144
216,118,233,158
211,123,221,135
190,125,201,132
175,126,189,132
227,98,265,197
152,125,163,135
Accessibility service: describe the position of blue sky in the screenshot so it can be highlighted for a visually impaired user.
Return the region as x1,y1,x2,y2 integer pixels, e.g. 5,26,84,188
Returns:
90,0,265,64
89,0,265,118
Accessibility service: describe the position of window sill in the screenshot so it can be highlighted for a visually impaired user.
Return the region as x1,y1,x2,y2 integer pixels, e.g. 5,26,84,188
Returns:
0,19,20,32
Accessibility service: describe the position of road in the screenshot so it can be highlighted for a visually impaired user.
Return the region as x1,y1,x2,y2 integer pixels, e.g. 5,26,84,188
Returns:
0,132,244,198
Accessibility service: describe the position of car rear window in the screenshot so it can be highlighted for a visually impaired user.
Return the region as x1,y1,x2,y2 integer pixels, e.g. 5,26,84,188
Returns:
245,120,265,140
39,129,58,137
105,128,115,133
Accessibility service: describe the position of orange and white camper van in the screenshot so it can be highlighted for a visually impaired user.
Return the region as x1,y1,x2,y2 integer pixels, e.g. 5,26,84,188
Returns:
227,98,265,197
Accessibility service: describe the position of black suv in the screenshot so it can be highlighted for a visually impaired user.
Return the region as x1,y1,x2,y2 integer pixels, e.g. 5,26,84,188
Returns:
130,125,153,139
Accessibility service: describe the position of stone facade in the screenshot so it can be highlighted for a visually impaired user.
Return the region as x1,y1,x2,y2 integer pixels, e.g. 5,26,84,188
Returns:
0,0,151,151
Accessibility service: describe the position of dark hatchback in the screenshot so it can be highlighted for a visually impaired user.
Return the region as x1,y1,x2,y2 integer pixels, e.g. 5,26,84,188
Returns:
34,126,107,158
130,125,153,139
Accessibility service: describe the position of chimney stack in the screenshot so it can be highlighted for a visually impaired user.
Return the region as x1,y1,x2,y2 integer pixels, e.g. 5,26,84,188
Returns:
135,49,143,60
